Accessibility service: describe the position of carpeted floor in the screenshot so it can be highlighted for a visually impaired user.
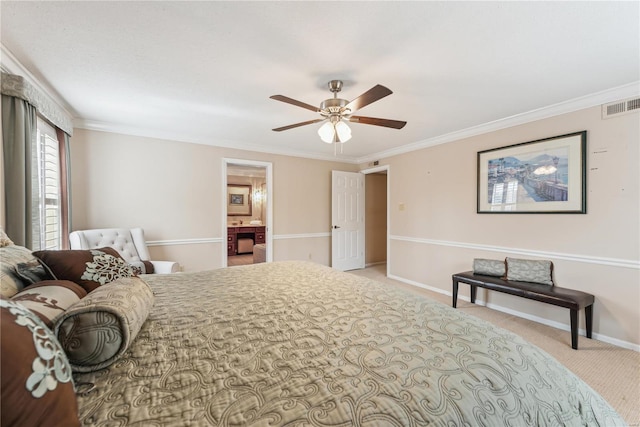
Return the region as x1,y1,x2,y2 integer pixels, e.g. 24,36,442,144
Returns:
350,264,640,425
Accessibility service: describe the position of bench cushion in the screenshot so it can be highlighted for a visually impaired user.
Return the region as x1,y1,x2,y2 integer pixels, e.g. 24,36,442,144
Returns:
453,271,594,311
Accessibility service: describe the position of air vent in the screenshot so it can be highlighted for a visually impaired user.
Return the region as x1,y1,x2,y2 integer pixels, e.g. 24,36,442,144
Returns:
602,96,640,119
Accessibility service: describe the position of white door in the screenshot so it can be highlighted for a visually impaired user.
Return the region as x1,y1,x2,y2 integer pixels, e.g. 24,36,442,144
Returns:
331,170,365,271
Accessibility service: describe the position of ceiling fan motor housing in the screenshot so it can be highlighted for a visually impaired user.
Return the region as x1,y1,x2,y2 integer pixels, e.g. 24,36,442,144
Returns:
320,98,350,117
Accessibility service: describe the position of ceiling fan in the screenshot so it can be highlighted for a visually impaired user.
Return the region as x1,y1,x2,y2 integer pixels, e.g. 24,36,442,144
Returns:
270,80,407,144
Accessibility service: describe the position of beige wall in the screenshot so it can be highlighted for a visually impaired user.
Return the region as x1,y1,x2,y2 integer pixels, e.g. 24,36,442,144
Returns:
69,105,640,348
365,173,387,265
380,105,639,347
69,128,357,272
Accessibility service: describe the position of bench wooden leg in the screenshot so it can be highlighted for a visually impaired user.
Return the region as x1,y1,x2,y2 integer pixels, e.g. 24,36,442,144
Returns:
452,279,459,308
470,285,477,304
585,304,593,339
570,309,578,350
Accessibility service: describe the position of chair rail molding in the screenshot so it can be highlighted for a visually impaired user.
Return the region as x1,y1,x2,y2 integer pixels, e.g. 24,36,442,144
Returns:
390,235,640,270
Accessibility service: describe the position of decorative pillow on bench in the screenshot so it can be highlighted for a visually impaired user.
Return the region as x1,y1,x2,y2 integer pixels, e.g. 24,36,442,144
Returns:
472,258,505,277
506,257,554,286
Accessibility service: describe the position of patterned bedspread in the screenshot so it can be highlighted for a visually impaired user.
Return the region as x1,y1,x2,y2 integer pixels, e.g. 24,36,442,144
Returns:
75,261,624,426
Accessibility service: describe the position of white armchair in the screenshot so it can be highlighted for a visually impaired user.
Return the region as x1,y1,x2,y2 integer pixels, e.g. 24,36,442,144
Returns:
69,227,179,274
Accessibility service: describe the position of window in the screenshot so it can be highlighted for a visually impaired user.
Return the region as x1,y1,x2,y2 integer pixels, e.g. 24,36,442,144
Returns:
35,117,61,250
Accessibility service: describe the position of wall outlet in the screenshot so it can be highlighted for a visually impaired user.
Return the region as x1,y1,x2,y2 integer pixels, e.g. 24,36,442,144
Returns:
399,203,405,211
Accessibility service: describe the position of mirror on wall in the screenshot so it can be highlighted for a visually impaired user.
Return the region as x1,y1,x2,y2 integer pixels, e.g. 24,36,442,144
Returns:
227,184,252,216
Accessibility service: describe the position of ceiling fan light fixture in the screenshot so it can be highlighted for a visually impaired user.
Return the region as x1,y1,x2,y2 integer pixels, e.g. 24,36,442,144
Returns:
335,120,351,143
318,121,335,143
318,119,352,144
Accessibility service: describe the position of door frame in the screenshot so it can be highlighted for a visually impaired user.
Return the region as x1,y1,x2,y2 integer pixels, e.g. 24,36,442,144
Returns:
360,164,390,277
222,158,273,267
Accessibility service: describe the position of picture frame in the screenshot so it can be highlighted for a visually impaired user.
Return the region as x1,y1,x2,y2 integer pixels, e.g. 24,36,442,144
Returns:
227,184,252,216
477,131,586,214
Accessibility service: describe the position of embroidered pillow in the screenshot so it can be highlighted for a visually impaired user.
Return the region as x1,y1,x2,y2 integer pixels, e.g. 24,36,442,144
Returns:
11,280,88,328
16,259,53,285
33,247,135,292
506,257,554,286
0,299,80,426
472,258,505,277
1,244,38,298
54,276,155,372
129,260,155,275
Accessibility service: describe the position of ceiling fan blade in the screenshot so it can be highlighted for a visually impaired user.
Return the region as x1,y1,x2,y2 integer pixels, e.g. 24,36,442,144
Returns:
270,95,319,112
349,116,407,129
344,84,393,113
272,119,324,132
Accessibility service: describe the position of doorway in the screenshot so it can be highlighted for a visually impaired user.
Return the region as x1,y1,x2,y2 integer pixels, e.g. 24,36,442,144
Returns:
222,159,273,268
362,165,389,275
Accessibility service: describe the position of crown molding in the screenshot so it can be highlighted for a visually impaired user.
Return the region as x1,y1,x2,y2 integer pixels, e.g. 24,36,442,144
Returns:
74,118,361,164
356,81,640,164
1,43,76,120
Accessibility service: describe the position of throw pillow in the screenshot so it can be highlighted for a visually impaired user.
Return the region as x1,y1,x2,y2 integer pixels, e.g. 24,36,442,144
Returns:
472,258,506,277
33,247,135,292
1,244,39,298
11,280,88,328
54,276,155,372
1,299,80,426
16,259,53,285
506,257,554,286
129,260,155,275
0,228,13,247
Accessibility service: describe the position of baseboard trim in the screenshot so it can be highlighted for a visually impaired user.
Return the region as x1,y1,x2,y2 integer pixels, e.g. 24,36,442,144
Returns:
387,273,639,352
365,261,387,268
390,235,640,270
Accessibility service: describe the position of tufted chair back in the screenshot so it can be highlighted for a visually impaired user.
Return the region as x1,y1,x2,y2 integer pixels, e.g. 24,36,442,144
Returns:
69,228,179,273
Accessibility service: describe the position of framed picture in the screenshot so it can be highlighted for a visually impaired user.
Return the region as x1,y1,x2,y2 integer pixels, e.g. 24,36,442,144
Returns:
477,131,586,214
227,184,252,216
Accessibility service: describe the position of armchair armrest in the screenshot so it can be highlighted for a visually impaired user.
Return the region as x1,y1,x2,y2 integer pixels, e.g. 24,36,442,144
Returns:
150,261,180,274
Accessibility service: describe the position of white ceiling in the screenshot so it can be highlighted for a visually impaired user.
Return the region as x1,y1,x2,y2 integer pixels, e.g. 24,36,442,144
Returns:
1,1,638,163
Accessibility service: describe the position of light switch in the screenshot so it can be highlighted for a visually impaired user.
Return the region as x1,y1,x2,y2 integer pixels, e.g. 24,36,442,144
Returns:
399,203,405,211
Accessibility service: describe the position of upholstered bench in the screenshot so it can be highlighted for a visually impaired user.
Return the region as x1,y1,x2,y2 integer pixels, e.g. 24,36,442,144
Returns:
253,244,266,264
452,271,594,350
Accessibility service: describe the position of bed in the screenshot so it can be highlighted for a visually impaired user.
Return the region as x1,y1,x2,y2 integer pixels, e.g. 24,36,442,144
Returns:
62,260,624,426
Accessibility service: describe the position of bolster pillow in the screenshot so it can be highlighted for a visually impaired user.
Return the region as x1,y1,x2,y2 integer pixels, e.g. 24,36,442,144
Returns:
53,276,154,372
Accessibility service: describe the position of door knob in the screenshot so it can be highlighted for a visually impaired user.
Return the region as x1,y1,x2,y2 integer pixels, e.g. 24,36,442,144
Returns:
333,225,341,229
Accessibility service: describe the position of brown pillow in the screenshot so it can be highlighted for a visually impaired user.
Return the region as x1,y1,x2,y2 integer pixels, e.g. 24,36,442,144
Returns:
33,247,136,292
1,299,80,426
11,280,88,328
